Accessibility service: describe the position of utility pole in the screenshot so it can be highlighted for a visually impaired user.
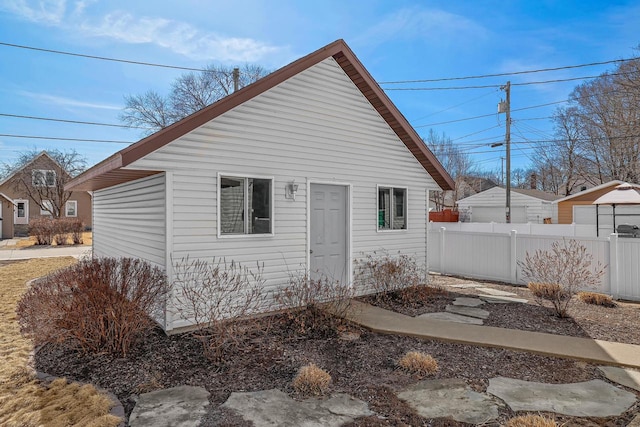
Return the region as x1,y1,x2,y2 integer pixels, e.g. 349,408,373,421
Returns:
501,81,511,223
500,156,505,186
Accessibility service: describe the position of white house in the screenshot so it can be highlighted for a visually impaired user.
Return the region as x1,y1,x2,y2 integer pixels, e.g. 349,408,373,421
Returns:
456,187,560,223
66,40,454,332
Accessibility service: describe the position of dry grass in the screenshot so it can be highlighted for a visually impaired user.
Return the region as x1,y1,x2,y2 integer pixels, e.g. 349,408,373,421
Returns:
505,414,558,427
292,363,331,396
0,257,121,427
397,351,439,377
578,291,617,307
4,231,92,248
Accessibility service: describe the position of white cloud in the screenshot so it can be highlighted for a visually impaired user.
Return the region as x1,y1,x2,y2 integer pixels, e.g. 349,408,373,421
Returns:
356,7,488,47
19,91,121,110
2,0,67,24
2,0,284,63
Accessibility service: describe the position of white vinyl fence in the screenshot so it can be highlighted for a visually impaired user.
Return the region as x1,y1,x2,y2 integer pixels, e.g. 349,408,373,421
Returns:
429,221,595,237
428,227,640,301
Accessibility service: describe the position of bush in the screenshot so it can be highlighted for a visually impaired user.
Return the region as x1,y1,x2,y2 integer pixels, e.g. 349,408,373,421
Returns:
274,269,354,336
354,251,425,302
505,415,557,427
28,217,85,245
172,257,270,364
397,351,438,377
578,291,617,307
519,239,606,318
17,257,168,356
292,364,331,396
29,217,56,245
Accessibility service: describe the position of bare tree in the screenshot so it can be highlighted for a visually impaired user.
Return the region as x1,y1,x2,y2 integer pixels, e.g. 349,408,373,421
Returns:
424,129,473,209
1,149,87,218
122,64,270,135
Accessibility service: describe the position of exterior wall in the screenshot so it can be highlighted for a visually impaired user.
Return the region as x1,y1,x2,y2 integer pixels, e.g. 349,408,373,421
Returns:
457,187,555,223
127,57,439,331
557,184,619,224
92,173,166,268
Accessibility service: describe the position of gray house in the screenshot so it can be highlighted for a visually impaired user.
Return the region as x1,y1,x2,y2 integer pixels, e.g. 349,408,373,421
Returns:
66,40,454,332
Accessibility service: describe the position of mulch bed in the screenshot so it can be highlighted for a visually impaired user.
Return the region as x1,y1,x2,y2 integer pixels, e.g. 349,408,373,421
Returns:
34,274,640,426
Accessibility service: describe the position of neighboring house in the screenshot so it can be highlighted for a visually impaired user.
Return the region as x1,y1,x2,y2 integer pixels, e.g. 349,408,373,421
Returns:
0,151,92,238
554,180,640,234
66,39,454,333
456,187,561,223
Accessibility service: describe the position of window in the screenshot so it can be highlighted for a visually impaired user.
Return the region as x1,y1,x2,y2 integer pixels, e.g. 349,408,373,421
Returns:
32,169,56,187
40,200,53,216
66,200,77,217
219,175,272,235
378,186,407,230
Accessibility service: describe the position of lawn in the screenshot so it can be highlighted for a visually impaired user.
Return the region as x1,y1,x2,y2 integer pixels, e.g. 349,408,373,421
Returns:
0,257,120,427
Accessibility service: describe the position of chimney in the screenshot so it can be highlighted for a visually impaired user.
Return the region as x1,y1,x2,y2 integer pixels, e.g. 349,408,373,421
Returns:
530,173,537,190
232,67,240,92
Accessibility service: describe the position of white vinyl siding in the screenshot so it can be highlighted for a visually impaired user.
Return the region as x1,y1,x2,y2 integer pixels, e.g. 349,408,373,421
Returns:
93,174,166,268
457,187,556,223
127,57,439,331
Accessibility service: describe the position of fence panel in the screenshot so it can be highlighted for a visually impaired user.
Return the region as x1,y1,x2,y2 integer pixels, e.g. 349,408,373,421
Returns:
616,238,640,300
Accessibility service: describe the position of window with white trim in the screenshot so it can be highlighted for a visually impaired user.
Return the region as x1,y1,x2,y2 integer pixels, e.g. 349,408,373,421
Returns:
32,169,56,187
219,176,272,235
378,186,407,230
65,200,77,217
40,200,53,216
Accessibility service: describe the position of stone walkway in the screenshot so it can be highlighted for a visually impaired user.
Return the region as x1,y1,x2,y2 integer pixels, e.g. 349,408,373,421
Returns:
129,371,640,426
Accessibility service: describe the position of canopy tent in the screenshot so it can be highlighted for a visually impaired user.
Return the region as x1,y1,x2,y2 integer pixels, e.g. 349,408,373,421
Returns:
593,182,640,236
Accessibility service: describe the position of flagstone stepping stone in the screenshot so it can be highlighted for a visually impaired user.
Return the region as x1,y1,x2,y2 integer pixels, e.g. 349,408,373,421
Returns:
452,297,485,307
598,366,640,392
477,287,518,297
479,295,528,304
419,312,484,325
398,379,501,424
445,305,490,319
448,283,482,288
129,385,210,427
487,377,636,417
221,389,374,427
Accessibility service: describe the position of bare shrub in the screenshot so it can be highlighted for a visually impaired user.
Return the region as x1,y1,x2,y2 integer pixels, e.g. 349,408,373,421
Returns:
274,269,354,336
519,239,606,318
16,257,168,356
505,414,557,427
53,219,68,245
354,251,425,302
397,351,438,377
292,363,331,396
172,257,269,363
578,291,617,307
28,217,56,245
65,217,84,244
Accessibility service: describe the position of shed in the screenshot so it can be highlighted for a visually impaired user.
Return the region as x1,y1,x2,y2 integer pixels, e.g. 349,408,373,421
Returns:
66,39,454,332
553,181,640,235
456,187,560,223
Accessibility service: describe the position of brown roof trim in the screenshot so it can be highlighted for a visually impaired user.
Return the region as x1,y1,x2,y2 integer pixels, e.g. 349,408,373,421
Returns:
66,39,454,192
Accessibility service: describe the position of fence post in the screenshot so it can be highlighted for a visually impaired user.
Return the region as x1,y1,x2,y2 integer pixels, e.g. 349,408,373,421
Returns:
440,226,446,275
510,230,518,284
609,233,619,299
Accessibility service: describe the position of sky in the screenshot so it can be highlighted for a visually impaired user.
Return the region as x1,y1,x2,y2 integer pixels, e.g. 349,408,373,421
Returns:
0,0,639,179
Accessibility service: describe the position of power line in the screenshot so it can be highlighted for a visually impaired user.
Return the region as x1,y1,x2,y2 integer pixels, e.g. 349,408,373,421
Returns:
0,112,149,129
379,57,640,84
411,89,498,123
0,134,134,144
0,41,205,72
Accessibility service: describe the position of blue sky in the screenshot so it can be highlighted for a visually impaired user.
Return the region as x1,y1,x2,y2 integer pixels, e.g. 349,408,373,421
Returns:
0,0,639,177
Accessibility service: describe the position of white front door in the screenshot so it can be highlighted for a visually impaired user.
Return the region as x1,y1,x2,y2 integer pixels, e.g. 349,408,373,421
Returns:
14,199,28,225
310,184,348,284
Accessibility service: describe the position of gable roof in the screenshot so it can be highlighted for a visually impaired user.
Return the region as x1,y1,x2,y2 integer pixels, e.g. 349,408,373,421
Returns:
457,186,560,205
0,150,64,188
553,180,627,203
512,188,562,202
66,39,454,192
